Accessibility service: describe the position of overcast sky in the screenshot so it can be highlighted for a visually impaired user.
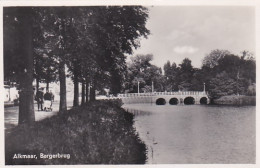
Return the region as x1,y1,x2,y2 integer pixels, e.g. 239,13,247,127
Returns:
131,6,255,68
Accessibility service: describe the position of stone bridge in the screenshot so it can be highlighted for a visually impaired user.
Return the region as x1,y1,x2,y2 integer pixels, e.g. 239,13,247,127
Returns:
105,91,209,105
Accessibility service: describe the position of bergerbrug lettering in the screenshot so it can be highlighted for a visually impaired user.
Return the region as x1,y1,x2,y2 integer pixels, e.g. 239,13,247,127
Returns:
40,153,70,159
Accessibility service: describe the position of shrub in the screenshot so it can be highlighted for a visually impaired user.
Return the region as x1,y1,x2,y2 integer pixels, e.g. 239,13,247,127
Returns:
5,101,146,165
213,95,255,106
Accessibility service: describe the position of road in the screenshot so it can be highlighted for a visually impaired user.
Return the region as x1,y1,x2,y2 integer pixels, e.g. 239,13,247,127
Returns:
4,100,73,131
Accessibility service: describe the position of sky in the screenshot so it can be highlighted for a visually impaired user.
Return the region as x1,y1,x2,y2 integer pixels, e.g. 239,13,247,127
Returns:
131,6,255,68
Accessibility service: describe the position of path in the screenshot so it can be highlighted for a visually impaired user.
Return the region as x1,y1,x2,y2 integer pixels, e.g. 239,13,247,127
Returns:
4,100,73,131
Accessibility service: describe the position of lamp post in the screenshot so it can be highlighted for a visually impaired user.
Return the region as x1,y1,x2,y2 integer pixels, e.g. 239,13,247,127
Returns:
203,83,205,93
9,85,11,102
152,81,154,93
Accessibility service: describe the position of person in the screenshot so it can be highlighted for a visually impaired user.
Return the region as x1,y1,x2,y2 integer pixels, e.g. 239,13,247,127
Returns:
44,90,52,101
50,90,55,102
35,88,44,111
44,90,53,111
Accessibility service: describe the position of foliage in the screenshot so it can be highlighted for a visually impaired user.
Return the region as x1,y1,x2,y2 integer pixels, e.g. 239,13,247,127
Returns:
125,54,163,93
4,6,150,110
163,58,199,92
247,83,256,96
163,61,179,91
213,95,256,106
5,101,146,164
202,49,231,68
177,58,194,91
137,49,256,100
208,53,255,98
209,71,237,99
4,8,31,83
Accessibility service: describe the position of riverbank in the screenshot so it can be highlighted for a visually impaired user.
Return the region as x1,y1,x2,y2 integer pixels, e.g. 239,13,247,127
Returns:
213,95,256,106
5,100,146,165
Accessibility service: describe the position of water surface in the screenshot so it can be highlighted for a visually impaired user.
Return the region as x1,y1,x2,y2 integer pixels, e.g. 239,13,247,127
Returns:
123,104,255,164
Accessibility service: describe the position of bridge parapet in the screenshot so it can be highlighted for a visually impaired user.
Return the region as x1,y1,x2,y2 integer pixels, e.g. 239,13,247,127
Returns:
118,91,208,98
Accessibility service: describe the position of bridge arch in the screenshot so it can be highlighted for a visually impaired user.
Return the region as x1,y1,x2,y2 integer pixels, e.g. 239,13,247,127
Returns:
200,97,208,104
156,98,166,105
169,98,178,105
184,97,195,105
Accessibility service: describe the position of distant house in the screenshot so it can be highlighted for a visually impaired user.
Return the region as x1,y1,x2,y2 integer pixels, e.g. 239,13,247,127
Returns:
4,83,19,102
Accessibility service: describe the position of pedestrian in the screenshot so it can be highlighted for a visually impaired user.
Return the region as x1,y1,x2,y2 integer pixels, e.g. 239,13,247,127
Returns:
35,88,44,111
44,90,52,101
50,90,55,102
44,90,53,110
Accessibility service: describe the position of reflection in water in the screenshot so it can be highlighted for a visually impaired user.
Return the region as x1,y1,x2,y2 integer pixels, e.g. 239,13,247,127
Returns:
125,108,152,116
123,104,255,164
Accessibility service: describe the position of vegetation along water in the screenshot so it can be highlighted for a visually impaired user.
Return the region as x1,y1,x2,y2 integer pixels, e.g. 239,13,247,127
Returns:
5,100,146,165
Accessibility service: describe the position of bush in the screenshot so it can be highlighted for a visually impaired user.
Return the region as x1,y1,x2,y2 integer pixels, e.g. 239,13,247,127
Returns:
5,101,146,165
213,95,255,106
98,99,124,107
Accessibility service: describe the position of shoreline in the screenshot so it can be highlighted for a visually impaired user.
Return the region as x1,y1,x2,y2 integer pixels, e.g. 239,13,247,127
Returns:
5,100,147,165
212,95,256,106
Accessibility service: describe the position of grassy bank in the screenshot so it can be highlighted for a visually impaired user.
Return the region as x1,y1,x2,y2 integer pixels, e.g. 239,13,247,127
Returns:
213,95,256,106
5,100,146,165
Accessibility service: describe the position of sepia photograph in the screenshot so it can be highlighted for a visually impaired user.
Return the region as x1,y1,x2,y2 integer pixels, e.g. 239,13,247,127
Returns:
1,1,258,167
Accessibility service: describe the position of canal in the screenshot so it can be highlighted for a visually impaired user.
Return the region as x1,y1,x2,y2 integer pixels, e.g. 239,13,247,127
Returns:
123,104,255,164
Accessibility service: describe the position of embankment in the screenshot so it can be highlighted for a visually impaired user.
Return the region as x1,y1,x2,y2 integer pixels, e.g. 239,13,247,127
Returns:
213,95,256,106
5,100,146,165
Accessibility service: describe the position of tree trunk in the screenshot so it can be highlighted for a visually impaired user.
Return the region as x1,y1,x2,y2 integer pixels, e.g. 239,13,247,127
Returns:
90,86,94,101
36,77,39,92
58,14,67,112
81,80,85,105
46,81,49,92
18,7,35,125
73,63,79,107
59,61,67,112
73,77,79,107
111,70,122,95
73,80,79,106
90,80,96,101
85,81,89,103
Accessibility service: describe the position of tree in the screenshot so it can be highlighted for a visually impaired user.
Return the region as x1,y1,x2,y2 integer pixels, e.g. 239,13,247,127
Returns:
33,12,59,92
125,54,163,93
209,71,237,99
37,7,69,112
217,54,246,95
37,7,81,111
88,6,150,96
33,52,58,91
5,6,151,115
177,58,194,91
4,7,35,124
4,8,21,83
202,49,231,68
204,52,256,98
239,52,256,85
190,68,204,91
163,61,179,91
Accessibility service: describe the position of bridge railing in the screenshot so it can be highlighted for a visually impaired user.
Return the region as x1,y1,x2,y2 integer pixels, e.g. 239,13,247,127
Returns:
117,91,208,98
